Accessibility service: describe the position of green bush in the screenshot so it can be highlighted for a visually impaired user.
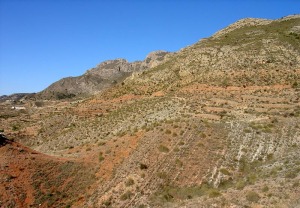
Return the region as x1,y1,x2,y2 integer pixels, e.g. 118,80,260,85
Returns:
12,124,19,131
157,172,168,180
292,81,298,88
174,147,180,152
125,178,134,187
262,185,269,192
35,101,44,107
246,191,260,202
98,141,106,146
99,152,104,162
285,171,297,179
208,189,221,198
200,132,206,138
120,191,133,201
102,197,112,206
244,128,251,133
292,181,299,188
175,159,183,167
165,129,172,134
220,168,231,175
158,145,169,153
235,180,246,190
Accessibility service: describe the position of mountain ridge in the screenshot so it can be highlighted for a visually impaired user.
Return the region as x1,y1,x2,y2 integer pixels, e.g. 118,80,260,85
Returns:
36,50,172,99
105,15,300,98
2,15,299,101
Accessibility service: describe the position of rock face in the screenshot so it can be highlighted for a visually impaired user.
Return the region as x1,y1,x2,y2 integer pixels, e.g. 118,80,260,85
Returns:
37,51,171,99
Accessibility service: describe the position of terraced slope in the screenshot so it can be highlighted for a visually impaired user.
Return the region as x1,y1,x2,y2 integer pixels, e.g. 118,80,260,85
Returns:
0,134,97,208
0,15,299,207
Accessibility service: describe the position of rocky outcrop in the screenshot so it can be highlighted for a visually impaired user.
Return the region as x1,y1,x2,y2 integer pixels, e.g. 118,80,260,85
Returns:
0,133,11,146
212,18,272,39
37,51,171,99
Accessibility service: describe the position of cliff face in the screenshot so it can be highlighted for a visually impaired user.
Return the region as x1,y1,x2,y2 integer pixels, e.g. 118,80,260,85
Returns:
37,51,171,99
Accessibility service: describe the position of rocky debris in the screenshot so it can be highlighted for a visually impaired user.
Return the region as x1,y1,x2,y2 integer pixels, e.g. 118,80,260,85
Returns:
0,133,11,146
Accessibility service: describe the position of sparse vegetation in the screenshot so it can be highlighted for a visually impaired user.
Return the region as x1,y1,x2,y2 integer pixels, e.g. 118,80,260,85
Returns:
246,191,260,203
140,163,148,170
11,124,19,131
165,129,171,134
125,178,134,187
220,168,231,175
1,15,300,208
262,185,269,192
158,145,170,153
208,189,221,198
98,152,104,162
120,191,133,201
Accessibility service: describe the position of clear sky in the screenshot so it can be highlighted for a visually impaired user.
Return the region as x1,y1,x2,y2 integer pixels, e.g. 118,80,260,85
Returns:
0,0,299,95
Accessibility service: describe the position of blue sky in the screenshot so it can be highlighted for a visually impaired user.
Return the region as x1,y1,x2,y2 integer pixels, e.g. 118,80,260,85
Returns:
0,0,299,95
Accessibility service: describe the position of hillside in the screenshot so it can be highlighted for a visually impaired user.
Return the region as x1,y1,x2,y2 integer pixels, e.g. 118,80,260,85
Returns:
36,50,171,100
0,15,299,208
108,15,300,97
0,134,96,208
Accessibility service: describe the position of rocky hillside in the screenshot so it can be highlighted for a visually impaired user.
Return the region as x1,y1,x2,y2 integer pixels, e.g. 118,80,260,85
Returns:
107,15,300,97
0,15,299,208
36,50,171,99
0,93,34,103
0,133,97,208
